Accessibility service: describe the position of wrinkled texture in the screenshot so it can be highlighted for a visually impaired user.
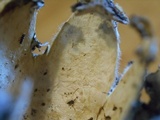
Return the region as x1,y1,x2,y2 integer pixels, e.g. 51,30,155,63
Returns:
0,0,146,120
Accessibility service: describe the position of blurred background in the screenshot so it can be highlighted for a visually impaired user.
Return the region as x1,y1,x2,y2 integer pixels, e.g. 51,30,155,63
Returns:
36,0,160,72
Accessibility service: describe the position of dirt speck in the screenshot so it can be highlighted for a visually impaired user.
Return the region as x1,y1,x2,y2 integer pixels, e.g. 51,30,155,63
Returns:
31,108,37,116
41,102,45,106
43,71,47,75
88,117,93,120
34,89,38,92
67,100,75,106
105,116,111,120
15,64,19,69
47,89,50,92
113,105,117,111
